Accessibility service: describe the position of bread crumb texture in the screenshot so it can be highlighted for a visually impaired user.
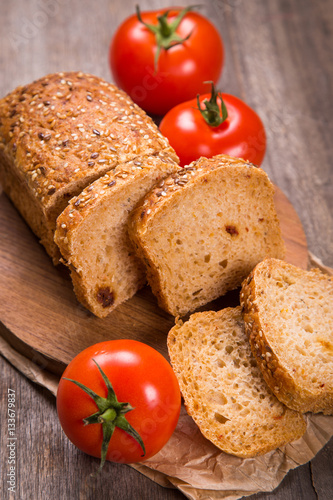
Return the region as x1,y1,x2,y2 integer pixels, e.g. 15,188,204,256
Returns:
240,258,333,414
129,154,285,316
167,307,306,457
54,153,180,317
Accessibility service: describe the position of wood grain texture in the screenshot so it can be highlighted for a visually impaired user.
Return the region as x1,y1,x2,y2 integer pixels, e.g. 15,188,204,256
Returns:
0,0,332,499
0,185,307,375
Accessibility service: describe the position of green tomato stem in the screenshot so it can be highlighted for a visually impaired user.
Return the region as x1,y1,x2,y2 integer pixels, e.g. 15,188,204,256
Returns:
63,360,145,472
98,408,117,423
136,4,198,71
196,81,229,127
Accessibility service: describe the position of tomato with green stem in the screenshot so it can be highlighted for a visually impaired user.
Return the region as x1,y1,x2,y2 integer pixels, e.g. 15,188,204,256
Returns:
57,340,181,469
159,82,267,167
109,6,224,115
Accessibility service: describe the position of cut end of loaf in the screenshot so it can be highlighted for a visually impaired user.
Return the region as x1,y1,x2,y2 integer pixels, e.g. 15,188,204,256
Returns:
130,154,286,317
167,307,306,457
55,154,180,317
240,258,333,415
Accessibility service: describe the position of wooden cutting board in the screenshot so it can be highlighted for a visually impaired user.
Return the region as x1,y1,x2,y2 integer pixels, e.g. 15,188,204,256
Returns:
0,187,308,375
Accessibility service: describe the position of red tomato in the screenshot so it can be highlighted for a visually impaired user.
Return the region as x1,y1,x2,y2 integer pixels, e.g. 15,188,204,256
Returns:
159,88,267,167
57,340,181,466
109,6,224,115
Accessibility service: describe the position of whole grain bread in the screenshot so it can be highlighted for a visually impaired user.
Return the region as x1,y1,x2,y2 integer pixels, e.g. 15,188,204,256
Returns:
54,153,180,317
167,306,306,457
0,72,177,262
240,258,333,414
128,154,285,317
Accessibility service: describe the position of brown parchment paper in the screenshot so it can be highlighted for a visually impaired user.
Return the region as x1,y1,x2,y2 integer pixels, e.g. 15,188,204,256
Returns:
1,251,332,500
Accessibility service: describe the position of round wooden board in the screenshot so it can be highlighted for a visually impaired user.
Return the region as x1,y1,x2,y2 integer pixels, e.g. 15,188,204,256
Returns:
0,186,308,375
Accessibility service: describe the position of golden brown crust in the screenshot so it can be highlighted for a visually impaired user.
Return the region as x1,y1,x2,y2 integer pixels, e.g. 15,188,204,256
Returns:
240,258,333,414
55,152,180,263
0,72,177,261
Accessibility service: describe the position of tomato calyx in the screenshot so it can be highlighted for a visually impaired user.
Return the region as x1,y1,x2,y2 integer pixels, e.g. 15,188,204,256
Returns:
64,359,145,471
196,81,229,127
136,5,196,70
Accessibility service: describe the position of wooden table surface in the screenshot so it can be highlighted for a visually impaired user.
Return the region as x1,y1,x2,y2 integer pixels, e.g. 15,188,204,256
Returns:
1,0,332,499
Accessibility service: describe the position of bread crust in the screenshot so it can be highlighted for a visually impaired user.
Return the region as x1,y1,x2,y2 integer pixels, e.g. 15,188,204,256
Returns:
55,153,180,317
129,154,285,316
167,307,306,457
240,258,333,414
0,72,177,261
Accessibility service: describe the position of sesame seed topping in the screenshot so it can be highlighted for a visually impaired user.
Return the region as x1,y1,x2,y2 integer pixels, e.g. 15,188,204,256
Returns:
93,129,100,135
61,223,66,229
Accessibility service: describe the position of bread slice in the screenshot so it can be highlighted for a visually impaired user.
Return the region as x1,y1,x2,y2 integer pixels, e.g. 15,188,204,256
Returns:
54,153,180,317
128,154,285,316
167,307,306,457
0,72,177,262
240,258,333,415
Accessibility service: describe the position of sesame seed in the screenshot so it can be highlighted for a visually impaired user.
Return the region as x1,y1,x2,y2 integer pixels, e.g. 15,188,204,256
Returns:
69,213,74,218
61,223,66,229
93,129,100,135
90,152,99,159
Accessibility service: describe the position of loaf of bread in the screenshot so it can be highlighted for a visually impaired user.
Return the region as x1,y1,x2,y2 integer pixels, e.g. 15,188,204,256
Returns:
240,258,333,415
129,154,286,316
167,306,306,457
0,72,177,262
54,153,180,317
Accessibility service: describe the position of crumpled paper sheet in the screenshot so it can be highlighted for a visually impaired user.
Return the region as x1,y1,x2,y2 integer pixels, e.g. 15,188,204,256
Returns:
1,251,332,500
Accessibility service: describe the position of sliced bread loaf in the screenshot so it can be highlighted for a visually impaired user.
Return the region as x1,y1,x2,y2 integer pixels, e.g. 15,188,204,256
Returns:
240,258,333,414
0,72,177,262
167,306,306,457
128,154,285,316
54,153,180,317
